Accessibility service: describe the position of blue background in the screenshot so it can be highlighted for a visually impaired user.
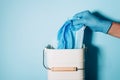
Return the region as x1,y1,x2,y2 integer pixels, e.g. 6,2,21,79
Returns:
0,0,120,80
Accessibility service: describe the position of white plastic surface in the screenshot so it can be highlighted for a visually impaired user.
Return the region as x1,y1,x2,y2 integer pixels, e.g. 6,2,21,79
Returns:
45,48,85,80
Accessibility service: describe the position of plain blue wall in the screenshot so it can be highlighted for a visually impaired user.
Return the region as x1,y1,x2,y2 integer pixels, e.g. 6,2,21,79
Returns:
0,0,120,80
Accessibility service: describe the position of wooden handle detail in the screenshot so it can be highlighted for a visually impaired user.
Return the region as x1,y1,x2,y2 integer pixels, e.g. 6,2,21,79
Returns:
51,67,77,72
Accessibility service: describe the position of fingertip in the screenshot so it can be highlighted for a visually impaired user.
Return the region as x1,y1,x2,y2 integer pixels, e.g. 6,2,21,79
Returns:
73,10,91,18
72,19,85,26
71,24,84,31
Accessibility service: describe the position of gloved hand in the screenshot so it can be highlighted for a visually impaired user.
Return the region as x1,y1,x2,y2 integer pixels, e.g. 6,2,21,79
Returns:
72,10,112,33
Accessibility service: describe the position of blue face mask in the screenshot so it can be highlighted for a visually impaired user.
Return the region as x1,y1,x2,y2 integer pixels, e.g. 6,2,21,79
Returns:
57,20,75,49
57,20,85,49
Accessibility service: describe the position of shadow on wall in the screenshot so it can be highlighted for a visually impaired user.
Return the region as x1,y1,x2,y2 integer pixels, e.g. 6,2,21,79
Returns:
84,28,99,80
92,11,120,23
84,11,118,80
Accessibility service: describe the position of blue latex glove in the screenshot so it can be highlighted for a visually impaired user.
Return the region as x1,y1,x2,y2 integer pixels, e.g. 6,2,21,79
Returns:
57,20,75,49
73,10,112,33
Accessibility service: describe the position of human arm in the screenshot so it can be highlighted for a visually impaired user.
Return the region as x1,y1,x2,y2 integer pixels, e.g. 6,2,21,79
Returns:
108,22,120,38
72,10,120,38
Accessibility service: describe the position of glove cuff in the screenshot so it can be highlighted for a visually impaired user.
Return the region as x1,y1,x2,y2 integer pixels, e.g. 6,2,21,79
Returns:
101,20,112,33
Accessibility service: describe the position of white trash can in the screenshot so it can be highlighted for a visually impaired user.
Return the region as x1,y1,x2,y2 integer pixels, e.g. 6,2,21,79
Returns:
43,48,85,80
